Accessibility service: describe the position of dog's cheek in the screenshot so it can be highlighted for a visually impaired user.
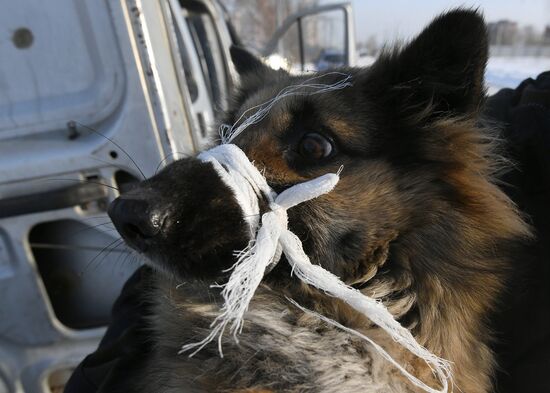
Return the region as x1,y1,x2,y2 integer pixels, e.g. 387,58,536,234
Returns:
328,225,397,284
357,231,399,283
273,178,402,284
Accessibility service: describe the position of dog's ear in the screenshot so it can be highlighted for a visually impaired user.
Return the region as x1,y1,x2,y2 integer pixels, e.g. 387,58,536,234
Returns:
230,45,289,93
230,45,287,78
366,9,488,120
231,46,267,75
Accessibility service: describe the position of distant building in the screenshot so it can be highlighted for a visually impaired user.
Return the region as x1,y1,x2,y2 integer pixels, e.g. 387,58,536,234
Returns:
544,26,550,45
226,0,279,52
488,20,518,46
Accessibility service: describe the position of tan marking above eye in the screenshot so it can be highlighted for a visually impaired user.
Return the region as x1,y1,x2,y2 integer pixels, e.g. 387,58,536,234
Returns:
246,134,305,184
324,118,360,139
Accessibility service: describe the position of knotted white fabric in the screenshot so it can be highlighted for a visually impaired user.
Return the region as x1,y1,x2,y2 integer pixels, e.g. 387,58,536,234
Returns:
180,143,452,393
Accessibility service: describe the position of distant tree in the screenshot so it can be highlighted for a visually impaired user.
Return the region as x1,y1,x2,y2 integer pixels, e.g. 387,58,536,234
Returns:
365,34,378,55
225,0,320,67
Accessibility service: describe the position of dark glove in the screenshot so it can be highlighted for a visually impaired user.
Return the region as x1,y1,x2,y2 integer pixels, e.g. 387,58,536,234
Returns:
64,266,153,393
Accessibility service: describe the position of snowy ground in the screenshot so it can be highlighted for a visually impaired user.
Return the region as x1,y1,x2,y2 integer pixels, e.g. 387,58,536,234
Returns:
357,55,550,94
356,55,376,68
485,56,550,94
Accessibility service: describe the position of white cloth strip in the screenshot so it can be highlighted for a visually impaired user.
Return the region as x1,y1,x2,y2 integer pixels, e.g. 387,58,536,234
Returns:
219,72,353,144
180,143,452,393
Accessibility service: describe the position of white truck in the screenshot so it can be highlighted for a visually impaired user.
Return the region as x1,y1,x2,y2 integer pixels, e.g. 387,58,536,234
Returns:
0,1,354,392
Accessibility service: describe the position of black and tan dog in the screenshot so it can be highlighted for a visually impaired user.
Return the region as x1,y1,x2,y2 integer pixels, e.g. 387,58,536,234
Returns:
106,9,531,393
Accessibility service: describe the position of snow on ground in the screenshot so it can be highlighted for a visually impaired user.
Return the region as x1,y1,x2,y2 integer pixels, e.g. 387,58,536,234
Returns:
357,55,550,95
356,55,376,67
486,56,550,94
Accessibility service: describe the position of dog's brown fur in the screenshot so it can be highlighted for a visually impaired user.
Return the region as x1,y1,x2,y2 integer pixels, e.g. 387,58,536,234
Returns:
106,9,531,393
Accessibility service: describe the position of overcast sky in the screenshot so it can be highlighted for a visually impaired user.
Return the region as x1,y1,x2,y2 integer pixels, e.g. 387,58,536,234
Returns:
339,0,550,43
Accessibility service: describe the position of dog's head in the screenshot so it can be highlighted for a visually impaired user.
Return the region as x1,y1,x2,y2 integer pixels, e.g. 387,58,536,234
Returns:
109,9,528,324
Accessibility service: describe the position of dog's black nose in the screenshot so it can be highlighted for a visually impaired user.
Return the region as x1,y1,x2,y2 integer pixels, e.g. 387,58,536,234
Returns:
108,197,166,252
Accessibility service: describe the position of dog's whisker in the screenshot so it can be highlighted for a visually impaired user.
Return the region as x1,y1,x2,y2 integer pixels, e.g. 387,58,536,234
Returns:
94,239,128,271
29,242,128,253
155,151,189,175
65,222,116,239
71,121,147,180
86,156,146,177
79,237,125,277
42,178,120,192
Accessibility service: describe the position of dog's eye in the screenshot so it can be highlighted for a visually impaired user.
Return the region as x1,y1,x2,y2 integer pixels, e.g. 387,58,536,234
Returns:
298,133,333,160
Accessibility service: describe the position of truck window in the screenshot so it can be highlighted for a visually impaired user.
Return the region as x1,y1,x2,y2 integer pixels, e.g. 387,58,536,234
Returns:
186,12,228,108
172,12,199,102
